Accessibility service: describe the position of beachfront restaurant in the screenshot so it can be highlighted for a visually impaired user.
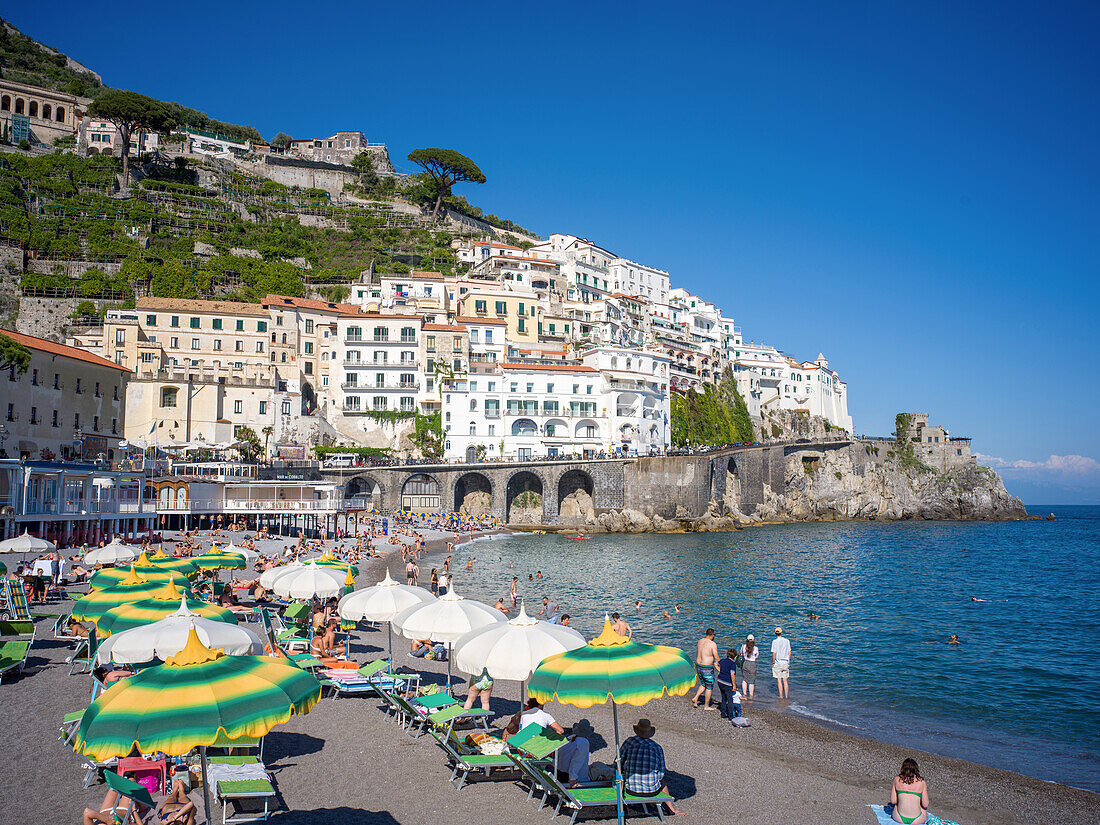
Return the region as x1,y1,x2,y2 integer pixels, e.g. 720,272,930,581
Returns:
0,458,156,545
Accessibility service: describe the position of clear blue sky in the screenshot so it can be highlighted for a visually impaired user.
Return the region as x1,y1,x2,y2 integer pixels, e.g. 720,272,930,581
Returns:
10,2,1100,503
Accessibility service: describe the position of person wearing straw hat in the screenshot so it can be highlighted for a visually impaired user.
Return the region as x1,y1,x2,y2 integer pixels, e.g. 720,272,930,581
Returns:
620,719,687,815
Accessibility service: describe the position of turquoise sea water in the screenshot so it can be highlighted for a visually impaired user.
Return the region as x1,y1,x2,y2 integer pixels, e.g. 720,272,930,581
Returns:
452,505,1100,791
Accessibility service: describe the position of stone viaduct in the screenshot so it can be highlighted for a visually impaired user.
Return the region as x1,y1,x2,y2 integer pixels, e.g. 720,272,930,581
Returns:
321,439,852,526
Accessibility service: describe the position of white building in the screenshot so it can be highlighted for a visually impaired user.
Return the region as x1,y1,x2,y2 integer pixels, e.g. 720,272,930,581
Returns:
610,258,670,307
334,314,423,437
578,347,671,454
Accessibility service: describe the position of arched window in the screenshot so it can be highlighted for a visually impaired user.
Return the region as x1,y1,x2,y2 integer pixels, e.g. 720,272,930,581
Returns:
55,106,65,122
28,101,38,118
280,333,287,344
14,98,24,114
280,352,287,362
42,104,52,120
0,96,9,111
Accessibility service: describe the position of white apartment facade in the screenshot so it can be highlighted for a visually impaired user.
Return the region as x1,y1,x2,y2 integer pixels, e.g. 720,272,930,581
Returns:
335,313,423,430
578,347,672,454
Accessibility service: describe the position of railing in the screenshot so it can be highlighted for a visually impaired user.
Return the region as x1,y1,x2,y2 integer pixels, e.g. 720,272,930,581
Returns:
157,498,342,513
341,381,420,390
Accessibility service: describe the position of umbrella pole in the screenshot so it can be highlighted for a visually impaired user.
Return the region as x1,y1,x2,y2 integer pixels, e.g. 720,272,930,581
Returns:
612,701,624,825
387,622,393,670
200,746,213,825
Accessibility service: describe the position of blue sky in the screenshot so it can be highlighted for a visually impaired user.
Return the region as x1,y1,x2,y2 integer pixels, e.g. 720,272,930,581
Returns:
10,2,1100,503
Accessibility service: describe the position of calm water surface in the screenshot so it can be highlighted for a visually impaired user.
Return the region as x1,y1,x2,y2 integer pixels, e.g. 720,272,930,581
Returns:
451,505,1100,791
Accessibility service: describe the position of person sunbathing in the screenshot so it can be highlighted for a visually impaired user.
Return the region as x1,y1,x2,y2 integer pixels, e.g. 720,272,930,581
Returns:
231,576,268,602
310,620,342,658
67,617,91,638
154,777,197,825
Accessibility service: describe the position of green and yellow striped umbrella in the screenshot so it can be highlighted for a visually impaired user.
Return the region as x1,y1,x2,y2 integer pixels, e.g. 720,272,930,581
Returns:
71,626,320,818
192,547,247,572
528,617,696,708
71,568,191,624
96,581,238,637
141,549,201,578
89,563,189,592
312,553,359,577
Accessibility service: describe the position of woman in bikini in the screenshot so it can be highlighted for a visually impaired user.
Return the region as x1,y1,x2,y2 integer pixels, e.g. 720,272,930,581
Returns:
889,757,929,824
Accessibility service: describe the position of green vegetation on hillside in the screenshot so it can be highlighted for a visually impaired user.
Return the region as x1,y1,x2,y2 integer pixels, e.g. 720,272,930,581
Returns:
670,368,755,447
1,153,472,305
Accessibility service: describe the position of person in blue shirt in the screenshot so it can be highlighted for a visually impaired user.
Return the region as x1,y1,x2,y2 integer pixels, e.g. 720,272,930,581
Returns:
716,648,741,719
619,719,687,816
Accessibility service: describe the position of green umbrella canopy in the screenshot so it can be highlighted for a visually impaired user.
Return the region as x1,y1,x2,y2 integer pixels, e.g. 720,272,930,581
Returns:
311,553,359,577
71,568,191,623
72,626,321,762
528,617,696,709
140,550,201,578
89,563,189,592
192,549,247,572
96,581,238,636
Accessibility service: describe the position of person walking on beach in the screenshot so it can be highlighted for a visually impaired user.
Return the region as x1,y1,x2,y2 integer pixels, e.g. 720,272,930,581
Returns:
405,558,419,586
716,648,739,719
612,612,632,638
538,595,559,623
692,628,718,710
739,635,758,699
771,626,791,699
510,576,519,607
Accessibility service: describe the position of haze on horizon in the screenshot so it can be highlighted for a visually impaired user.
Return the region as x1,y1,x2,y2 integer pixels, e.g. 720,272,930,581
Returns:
8,2,1098,504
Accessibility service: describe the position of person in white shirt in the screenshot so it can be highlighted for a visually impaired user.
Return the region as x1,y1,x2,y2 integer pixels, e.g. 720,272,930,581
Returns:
771,626,792,699
517,697,565,734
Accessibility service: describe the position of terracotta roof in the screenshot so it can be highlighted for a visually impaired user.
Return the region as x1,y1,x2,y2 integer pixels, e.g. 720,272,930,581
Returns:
408,270,446,280
137,297,267,316
352,314,424,322
0,328,129,373
454,316,508,325
423,324,467,332
263,294,359,314
469,241,522,251
501,363,596,372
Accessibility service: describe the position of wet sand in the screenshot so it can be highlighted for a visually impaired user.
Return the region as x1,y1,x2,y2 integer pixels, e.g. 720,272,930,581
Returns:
1,532,1094,825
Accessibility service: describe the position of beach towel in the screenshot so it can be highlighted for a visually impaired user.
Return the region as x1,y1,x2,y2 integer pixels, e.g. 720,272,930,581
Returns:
869,804,961,825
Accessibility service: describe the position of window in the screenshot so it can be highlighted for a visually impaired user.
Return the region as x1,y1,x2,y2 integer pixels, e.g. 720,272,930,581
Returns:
280,352,287,363
346,326,362,341
235,319,244,331
93,416,99,432
275,315,283,326
190,317,200,329
518,318,526,333
485,330,493,343
213,339,222,351
51,410,58,427
373,352,388,365
114,385,118,401
426,336,436,352
401,327,416,343
75,378,83,394
375,373,385,388
475,300,487,313
5,403,11,421
257,321,267,332
31,368,38,385
488,424,495,436
470,424,477,435
510,383,518,393
401,351,415,364
547,383,554,393
374,327,389,342
112,419,117,434
161,388,177,407
469,330,479,343
115,329,126,345
191,338,200,350
495,301,506,315
304,361,313,375
518,302,525,316
453,338,462,352
94,382,101,397
235,340,243,352
373,396,387,411
234,400,242,414
31,407,39,425
256,342,264,353
345,396,361,411
527,383,534,392
170,316,180,328
587,385,593,394
305,320,314,333
573,384,579,394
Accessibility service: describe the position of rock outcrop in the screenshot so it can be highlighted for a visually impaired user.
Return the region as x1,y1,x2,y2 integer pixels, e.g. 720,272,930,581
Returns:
459,490,492,517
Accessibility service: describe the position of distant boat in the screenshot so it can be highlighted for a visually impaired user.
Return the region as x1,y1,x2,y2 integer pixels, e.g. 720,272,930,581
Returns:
563,534,589,540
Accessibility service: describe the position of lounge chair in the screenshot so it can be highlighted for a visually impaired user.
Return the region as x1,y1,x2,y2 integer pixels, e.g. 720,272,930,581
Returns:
61,708,119,788
98,770,157,824
534,768,674,825
320,659,409,700
68,627,99,676
0,638,30,682
53,612,84,643
430,722,565,790
208,730,264,760
422,705,492,739
207,755,276,824
2,578,32,621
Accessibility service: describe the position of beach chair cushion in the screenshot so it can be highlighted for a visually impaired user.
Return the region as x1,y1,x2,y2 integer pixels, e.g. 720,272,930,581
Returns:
3,579,32,621
413,692,458,710
0,619,35,637
508,723,567,760
0,639,30,677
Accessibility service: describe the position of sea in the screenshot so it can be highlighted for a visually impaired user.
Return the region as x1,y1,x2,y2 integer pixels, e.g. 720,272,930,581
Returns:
452,504,1100,792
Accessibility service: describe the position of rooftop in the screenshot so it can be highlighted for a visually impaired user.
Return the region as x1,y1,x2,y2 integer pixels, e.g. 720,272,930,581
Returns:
137,297,268,317
0,328,129,373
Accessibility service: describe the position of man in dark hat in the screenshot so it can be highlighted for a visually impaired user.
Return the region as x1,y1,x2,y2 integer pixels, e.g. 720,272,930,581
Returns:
619,718,687,815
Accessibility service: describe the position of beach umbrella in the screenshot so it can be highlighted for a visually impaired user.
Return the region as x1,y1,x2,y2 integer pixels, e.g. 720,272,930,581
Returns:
309,553,359,577
0,530,55,556
0,559,5,575
192,548,247,572
258,561,304,591
71,568,191,624
95,603,264,666
140,550,201,578
528,617,696,825
222,542,259,564
72,626,320,822
453,602,586,701
271,561,346,601
89,563,189,592
96,583,238,636
337,569,435,662
84,539,139,568
392,586,505,686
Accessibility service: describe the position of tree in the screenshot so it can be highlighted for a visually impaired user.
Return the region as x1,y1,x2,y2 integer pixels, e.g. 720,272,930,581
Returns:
262,425,274,460
0,333,32,376
351,152,378,193
234,425,263,461
410,411,444,460
271,132,292,150
406,148,486,219
89,90,172,188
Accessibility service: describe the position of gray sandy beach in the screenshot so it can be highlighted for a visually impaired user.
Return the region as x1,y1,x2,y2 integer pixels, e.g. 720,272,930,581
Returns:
1,530,1094,825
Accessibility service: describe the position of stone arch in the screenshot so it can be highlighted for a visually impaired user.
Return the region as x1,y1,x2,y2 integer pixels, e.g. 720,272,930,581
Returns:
345,475,383,510
511,417,537,436
574,418,599,439
14,98,24,114
401,473,440,511
42,104,52,120
726,456,741,502
28,101,38,118
557,469,594,518
453,471,493,514
0,95,9,111
55,105,65,122
505,470,543,523
100,147,113,156
301,381,315,414
87,146,99,155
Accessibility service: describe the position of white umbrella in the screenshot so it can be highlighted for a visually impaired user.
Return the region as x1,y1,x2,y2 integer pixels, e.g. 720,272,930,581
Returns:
84,539,139,567
271,561,346,600
258,561,304,590
392,586,505,685
453,602,586,700
95,598,264,665
337,569,435,661
221,542,259,565
0,530,56,555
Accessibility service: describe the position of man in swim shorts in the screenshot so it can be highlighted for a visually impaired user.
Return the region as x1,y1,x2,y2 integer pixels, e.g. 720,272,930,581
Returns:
692,628,718,710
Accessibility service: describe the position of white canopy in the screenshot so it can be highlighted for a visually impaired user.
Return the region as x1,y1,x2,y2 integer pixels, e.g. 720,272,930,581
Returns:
95,600,263,665
391,587,504,646
0,531,56,554
271,561,346,600
84,540,139,567
221,542,259,564
453,602,586,682
337,570,434,622
258,561,304,590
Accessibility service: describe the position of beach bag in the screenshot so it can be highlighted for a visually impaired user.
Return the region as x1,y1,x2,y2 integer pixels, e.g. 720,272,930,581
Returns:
732,716,751,727
735,650,746,668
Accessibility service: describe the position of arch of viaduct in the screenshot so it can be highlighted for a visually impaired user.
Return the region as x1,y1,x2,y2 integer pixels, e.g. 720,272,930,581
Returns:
321,440,852,526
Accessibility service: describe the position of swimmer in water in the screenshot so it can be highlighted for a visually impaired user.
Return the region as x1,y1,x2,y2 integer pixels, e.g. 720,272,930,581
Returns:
635,600,642,611
971,597,991,602
808,611,820,620
674,604,682,613
948,634,960,645
663,610,671,620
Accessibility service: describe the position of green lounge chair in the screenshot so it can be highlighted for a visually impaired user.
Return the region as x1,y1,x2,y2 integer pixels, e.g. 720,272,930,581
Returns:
101,770,156,823
423,705,492,739
535,767,675,825
209,731,264,760
208,755,276,824
321,659,408,700
431,722,565,790
0,638,30,682
2,579,32,621
68,627,98,676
